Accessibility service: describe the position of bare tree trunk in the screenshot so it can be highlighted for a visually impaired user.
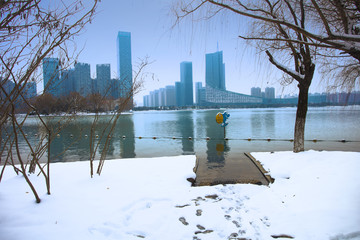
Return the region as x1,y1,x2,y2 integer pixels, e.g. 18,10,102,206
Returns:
11,106,41,203
46,130,51,195
293,84,309,153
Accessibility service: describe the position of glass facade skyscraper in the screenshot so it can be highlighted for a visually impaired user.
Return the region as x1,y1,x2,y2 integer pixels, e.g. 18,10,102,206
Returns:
205,51,225,90
23,81,37,99
117,31,133,98
43,58,61,97
175,81,183,107
74,62,91,97
180,61,193,106
96,64,111,97
61,69,75,94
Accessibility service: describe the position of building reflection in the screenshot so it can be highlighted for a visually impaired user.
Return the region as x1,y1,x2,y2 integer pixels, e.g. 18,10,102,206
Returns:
44,114,136,162
118,114,135,158
264,110,275,136
251,110,275,138
177,111,194,154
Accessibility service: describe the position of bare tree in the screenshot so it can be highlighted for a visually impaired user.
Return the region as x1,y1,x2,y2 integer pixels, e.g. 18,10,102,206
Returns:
174,0,359,152
0,0,99,203
89,57,151,177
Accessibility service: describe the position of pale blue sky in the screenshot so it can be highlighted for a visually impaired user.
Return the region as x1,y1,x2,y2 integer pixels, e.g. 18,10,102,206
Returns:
72,0,325,106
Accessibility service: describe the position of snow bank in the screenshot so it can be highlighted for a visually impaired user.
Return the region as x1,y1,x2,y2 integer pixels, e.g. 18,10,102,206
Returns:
252,151,360,239
0,151,359,240
0,156,196,240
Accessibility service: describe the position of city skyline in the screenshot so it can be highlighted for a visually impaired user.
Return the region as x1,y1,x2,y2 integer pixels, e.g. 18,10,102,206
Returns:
143,50,275,108
37,0,333,106
38,0,340,105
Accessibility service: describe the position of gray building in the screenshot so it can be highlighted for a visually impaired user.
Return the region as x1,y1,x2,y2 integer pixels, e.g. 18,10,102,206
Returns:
149,91,155,107
143,95,150,107
265,87,275,99
165,85,176,107
251,87,262,97
154,90,160,107
201,86,263,105
159,88,166,107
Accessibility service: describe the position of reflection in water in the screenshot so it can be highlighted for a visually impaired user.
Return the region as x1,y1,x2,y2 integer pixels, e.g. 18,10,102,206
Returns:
119,115,135,158
47,118,85,162
204,111,230,168
3,107,359,164
251,110,275,138
177,111,194,154
47,115,136,162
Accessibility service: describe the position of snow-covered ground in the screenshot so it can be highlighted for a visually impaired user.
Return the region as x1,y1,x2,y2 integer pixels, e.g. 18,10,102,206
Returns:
0,151,359,240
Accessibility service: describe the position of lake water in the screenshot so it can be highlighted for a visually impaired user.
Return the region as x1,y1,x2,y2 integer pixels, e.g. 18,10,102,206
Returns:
3,106,360,164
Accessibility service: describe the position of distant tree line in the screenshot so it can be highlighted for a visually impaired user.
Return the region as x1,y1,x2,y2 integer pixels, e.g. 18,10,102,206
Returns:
29,92,132,115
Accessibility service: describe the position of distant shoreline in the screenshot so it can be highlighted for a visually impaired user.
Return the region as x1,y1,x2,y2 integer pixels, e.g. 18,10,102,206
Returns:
133,103,360,111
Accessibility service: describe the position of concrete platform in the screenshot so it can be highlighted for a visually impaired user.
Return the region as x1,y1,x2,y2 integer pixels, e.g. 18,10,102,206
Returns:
193,152,272,186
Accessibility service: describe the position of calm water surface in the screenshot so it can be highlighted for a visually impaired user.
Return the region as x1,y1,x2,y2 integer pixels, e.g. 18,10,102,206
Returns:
4,106,360,163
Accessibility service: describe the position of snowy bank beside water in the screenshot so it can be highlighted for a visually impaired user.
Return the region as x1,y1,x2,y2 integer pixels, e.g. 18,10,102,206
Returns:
0,151,359,240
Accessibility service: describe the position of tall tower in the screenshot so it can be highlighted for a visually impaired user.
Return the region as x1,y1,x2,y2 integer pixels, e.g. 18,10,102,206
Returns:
117,31,133,99
205,51,225,90
43,58,61,97
180,61,194,106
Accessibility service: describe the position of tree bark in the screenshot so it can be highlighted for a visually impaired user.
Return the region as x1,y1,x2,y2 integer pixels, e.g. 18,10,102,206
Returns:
293,83,309,153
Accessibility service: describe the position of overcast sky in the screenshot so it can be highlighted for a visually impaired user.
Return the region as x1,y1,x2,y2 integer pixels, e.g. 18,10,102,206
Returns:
69,0,325,106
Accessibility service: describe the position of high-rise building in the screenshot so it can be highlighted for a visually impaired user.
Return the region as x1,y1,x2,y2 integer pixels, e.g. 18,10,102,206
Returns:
165,85,176,107
43,58,61,97
205,51,225,90
111,78,120,99
117,31,132,98
150,91,155,107
23,81,37,99
175,81,183,107
74,62,91,97
265,87,275,99
195,82,203,105
251,87,262,97
96,64,111,97
61,69,75,95
143,95,150,107
154,90,159,107
180,61,193,106
159,88,166,107
0,78,15,100
91,78,97,95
